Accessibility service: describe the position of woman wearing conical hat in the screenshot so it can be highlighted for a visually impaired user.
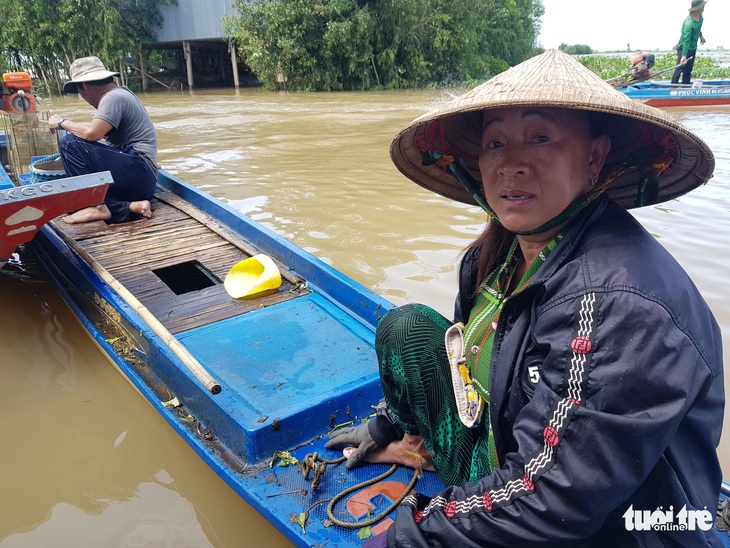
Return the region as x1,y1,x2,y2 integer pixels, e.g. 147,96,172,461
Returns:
328,50,723,546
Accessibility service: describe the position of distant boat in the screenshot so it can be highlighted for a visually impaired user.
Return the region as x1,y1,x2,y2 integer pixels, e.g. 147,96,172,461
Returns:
616,79,730,108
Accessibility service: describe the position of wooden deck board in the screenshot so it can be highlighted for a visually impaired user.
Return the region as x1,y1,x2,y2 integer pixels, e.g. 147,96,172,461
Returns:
56,191,309,334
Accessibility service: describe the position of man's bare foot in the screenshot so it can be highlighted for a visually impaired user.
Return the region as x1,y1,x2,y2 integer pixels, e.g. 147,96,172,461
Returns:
344,434,436,473
61,204,111,224
129,200,152,219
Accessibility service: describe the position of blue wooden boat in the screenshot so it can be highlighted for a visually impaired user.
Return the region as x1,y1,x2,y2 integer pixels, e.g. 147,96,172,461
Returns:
616,79,730,108
25,167,446,546
12,162,730,545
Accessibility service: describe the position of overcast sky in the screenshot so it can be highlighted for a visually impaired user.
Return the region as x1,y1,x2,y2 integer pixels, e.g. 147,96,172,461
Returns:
538,0,728,52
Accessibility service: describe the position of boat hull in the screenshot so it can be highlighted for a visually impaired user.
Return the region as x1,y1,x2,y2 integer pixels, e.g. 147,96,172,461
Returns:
27,169,445,546
616,79,730,108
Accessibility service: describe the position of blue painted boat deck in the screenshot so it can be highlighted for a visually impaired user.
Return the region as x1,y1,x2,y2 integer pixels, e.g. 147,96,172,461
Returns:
178,293,382,461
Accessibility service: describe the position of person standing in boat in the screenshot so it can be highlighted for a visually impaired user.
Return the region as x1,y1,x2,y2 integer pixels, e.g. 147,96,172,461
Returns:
671,0,707,85
327,50,724,546
48,56,158,224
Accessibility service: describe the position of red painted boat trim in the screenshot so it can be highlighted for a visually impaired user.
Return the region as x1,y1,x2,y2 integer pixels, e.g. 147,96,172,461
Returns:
0,177,110,259
643,97,730,107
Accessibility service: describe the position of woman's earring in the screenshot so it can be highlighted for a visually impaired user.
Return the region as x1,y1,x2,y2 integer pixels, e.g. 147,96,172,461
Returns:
590,174,599,186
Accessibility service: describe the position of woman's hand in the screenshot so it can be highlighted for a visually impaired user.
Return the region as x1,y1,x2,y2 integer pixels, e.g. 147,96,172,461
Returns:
325,422,380,469
327,423,436,473
363,434,435,473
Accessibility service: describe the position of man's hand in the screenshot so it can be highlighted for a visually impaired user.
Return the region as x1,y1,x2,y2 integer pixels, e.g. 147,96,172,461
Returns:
48,114,64,131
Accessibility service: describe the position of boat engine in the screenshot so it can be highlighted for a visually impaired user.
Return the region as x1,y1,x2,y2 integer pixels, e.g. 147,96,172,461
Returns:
1,71,37,114
629,52,655,81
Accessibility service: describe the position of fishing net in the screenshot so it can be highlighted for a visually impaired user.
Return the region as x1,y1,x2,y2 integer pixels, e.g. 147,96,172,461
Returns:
1,111,60,184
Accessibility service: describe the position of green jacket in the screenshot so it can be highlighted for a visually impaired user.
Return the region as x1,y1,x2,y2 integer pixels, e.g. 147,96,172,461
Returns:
675,13,704,56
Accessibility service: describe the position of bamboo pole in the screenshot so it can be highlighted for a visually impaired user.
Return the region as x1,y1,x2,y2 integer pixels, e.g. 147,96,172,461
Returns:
50,220,222,395
138,45,148,91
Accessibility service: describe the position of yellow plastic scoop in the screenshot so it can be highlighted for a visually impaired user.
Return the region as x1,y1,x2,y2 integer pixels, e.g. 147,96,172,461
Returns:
224,254,282,298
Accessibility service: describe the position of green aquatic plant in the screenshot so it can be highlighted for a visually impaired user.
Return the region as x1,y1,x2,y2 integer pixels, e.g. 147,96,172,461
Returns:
579,52,730,81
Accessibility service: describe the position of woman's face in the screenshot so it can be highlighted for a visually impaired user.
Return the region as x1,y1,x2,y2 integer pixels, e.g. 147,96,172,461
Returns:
478,107,610,234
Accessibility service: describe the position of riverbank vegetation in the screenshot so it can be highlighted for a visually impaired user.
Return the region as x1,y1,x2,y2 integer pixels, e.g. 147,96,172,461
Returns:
224,0,545,91
0,0,173,95
578,52,730,81
3,0,730,95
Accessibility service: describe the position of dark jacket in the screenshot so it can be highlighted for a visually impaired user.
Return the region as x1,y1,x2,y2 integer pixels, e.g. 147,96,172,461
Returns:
390,196,724,547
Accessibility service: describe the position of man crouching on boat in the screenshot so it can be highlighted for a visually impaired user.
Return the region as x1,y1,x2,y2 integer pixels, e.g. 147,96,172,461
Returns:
48,56,157,224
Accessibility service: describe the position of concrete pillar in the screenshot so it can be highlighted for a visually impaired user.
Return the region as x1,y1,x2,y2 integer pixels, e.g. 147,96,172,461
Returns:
183,41,194,90
229,40,240,88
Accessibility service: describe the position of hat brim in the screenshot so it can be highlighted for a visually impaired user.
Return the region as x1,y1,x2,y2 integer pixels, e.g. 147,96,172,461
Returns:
390,50,714,210
63,69,120,93
689,1,707,10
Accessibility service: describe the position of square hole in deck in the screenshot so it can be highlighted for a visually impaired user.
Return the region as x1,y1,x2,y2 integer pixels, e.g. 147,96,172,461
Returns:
153,261,221,295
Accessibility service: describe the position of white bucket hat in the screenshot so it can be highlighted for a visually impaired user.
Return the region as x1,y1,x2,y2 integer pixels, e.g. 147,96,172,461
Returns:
63,56,120,93
390,49,714,210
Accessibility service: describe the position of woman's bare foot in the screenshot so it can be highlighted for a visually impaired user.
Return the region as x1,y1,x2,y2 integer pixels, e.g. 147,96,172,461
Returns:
61,204,112,224
130,200,152,219
344,434,436,473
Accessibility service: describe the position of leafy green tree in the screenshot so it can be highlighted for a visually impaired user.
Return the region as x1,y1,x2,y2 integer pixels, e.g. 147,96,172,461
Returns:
0,0,174,95
225,0,544,91
559,43,593,55
224,0,374,91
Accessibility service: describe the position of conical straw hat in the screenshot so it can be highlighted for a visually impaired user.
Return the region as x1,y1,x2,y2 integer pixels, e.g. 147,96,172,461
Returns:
390,49,714,210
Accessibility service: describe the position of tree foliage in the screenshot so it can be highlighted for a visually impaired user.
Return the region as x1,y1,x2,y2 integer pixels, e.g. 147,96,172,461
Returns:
225,0,544,91
0,0,175,95
559,43,593,55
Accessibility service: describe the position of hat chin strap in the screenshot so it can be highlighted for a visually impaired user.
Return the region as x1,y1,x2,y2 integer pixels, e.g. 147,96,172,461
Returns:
424,148,665,235
437,152,606,236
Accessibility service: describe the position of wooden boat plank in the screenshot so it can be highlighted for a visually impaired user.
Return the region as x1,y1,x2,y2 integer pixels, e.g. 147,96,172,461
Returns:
55,190,308,334
108,248,243,287
65,206,229,265
59,200,195,243
110,249,232,286
146,288,303,334
76,233,230,271
107,250,303,335
71,219,208,251
94,238,231,270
